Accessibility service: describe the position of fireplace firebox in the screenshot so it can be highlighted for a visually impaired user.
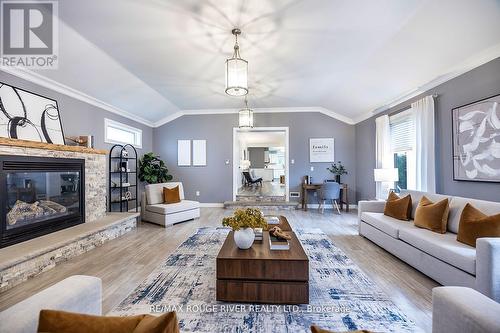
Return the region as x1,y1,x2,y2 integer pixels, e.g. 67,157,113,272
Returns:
0,155,85,248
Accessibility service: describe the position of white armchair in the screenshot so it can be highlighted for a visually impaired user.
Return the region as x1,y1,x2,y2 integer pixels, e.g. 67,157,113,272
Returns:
141,182,200,227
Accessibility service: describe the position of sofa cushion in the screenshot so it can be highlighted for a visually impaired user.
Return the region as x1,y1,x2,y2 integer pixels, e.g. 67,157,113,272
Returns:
38,309,179,333
400,190,451,220
146,182,184,205
146,200,199,215
399,228,476,275
384,192,412,221
448,196,500,234
414,196,450,234
361,212,414,239
457,203,500,247
163,186,181,204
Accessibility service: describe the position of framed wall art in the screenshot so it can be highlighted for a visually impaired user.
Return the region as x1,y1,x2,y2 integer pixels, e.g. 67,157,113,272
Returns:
309,138,335,163
452,93,500,182
192,140,207,166
0,82,65,144
177,140,191,166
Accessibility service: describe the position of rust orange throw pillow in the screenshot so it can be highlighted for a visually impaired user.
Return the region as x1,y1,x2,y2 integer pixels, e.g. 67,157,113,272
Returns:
38,310,179,333
414,196,449,233
163,186,181,204
457,203,500,247
383,191,412,221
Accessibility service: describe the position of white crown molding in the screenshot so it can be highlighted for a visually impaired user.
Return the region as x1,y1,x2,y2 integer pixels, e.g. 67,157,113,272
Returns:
353,43,500,124
153,106,356,127
0,66,156,127
154,111,184,128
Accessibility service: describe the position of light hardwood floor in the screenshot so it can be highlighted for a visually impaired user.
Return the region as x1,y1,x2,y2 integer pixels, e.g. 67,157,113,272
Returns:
0,208,437,332
237,181,286,198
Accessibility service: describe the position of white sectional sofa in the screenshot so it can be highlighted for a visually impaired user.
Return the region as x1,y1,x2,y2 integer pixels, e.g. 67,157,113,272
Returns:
358,189,500,302
432,286,500,333
141,182,200,227
0,275,102,333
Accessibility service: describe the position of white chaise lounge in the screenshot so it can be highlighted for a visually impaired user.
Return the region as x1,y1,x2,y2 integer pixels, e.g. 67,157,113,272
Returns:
141,182,200,227
358,189,500,302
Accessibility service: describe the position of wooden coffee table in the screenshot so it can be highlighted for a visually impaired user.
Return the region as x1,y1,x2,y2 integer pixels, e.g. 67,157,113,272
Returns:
216,216,309,304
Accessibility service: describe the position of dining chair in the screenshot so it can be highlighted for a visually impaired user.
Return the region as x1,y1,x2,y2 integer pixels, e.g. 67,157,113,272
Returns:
318,181,341,214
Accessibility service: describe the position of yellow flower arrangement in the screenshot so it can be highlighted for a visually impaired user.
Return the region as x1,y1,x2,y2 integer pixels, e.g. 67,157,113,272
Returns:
222,208,268,231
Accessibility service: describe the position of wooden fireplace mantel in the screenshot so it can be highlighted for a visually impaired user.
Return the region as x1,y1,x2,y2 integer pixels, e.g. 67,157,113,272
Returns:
0,138,107,155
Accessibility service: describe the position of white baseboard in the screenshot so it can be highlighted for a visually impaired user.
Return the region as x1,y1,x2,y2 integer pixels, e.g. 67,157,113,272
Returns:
197,203,358,209
199,203,225,208
306,204,357,210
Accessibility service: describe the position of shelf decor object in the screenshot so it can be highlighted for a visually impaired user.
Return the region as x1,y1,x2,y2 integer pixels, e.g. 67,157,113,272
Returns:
225,28,248,96
108,144,138,212
452,93,500,182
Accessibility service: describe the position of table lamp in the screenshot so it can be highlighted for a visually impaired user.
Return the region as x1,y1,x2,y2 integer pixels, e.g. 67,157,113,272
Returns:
374,168,399,200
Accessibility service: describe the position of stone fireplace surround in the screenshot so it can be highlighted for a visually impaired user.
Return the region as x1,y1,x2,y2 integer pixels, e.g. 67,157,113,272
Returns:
0,138,139,291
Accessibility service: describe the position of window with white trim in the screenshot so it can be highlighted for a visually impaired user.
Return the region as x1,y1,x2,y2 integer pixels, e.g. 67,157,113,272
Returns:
389,110,416,190
104,118,142,148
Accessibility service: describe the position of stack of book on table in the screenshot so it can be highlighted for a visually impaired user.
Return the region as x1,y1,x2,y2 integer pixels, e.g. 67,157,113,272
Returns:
254,228,263,241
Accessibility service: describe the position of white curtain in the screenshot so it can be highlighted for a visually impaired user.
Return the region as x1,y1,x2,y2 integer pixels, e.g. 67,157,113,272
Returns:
375,115,392,199
412,95,436,193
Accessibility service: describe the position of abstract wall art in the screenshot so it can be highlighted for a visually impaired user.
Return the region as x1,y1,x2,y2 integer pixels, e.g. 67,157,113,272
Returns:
0,82,65,144
452,93,500,182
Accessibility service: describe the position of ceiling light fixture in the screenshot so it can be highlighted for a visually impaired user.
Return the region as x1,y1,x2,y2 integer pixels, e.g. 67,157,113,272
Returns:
239,96,254,128
225,28,248,97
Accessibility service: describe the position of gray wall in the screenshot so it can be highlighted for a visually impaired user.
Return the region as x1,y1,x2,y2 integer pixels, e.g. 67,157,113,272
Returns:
0,70,153,206
248,147,267,168
153,112,356,203
355,57,500,202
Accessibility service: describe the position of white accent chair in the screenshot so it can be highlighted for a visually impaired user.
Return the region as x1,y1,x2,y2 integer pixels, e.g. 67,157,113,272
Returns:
432,287,500,333
0,275,102,333
141,182,200,227
358,189,500,302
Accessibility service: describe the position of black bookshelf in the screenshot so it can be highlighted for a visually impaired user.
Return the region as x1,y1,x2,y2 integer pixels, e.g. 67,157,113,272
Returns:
108,144,138,212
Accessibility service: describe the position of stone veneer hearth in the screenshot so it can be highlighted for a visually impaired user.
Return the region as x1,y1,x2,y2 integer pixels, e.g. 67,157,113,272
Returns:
0,138,138,291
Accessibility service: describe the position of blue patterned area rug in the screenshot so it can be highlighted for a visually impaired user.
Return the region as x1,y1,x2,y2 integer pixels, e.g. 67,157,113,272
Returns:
110,227,418,332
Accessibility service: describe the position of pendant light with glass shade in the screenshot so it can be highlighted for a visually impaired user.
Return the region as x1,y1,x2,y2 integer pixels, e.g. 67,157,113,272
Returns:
225,28,248,96
239,96,254,128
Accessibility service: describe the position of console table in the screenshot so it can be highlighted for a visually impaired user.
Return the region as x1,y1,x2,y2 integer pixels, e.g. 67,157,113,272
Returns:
301,183,349,212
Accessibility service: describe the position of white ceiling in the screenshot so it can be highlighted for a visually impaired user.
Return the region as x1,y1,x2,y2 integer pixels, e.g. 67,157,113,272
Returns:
14,0,500,125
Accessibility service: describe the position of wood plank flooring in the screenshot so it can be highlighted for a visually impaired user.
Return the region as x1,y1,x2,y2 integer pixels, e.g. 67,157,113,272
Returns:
0,208,437,332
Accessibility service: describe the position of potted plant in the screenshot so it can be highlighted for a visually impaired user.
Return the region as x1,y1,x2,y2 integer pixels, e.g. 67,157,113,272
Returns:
327,161,348,183
138,152,173,184
222,208,268,249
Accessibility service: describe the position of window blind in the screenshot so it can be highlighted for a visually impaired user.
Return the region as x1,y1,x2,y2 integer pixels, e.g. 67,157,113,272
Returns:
390,110,414,152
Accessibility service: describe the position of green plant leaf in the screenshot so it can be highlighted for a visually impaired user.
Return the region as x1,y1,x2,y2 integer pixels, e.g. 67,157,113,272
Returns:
138,152,174,184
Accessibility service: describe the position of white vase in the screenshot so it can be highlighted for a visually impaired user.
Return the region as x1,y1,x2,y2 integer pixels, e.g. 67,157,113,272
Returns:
233,228,255,249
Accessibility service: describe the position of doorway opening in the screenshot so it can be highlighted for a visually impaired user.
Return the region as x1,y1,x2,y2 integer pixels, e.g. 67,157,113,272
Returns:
232,127,289,202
